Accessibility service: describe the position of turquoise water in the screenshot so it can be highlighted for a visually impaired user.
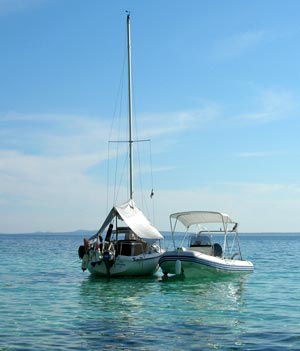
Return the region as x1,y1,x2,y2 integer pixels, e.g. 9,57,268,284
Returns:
1,233,300,350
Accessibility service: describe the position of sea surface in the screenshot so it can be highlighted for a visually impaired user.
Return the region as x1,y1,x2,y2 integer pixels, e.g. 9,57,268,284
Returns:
1,232,300,350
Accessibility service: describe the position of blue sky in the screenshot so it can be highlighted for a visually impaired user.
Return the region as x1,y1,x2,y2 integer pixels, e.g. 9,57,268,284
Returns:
1,0,300,233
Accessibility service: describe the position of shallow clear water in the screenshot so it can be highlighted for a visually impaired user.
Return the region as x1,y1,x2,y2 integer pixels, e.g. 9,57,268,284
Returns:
1,233,300,350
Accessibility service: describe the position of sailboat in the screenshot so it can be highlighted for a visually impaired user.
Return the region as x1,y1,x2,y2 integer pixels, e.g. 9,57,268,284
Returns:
78,14,164,277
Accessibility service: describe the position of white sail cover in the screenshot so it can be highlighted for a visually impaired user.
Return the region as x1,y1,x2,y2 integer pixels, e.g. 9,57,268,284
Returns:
90,199,163,240
116,200,163,239
170,211,236,229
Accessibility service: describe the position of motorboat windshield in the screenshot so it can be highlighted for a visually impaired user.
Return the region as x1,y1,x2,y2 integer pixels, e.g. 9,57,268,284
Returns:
189,233,212,247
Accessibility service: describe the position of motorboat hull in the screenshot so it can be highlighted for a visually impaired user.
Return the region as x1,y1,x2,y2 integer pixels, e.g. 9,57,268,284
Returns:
159,249,254,278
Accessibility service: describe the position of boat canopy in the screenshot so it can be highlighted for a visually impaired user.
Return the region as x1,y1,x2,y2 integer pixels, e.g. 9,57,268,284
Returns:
90,199,163,241
170,211,236,230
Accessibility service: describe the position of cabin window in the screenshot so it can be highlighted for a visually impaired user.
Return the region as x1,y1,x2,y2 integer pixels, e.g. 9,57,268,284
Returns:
117,241,147,256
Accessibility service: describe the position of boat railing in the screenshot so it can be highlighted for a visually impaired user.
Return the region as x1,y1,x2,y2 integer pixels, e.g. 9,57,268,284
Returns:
222,230,243,260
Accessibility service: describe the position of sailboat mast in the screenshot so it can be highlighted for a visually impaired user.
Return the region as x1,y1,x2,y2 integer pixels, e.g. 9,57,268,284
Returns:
127,14,134,200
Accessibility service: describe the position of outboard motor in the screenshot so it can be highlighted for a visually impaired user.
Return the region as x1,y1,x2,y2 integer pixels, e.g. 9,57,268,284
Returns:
78,238,90,259
213,243,223,257
78,238,91,271
78,245,85,259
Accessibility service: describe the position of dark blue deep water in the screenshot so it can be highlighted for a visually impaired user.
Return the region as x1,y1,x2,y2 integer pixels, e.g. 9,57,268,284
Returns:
1,233,300,350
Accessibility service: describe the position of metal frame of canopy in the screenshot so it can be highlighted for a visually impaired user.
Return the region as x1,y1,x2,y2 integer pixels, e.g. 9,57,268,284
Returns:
169,211,242,260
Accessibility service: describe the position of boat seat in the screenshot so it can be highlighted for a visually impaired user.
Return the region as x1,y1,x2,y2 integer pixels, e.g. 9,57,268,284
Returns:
213,243,222,257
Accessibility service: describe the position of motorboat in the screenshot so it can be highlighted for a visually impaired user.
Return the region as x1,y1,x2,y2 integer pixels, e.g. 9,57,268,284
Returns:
159,211,253,278
78,14,164,277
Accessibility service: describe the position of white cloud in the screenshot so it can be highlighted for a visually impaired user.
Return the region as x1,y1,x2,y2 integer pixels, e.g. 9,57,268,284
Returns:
0,0,45,15
1,109,208,233
214,30,267,60
0,149,110,233
235,151,282,158
4,107,300,233
1,104,220,157
237,89,299,122
0,112,114,232
0,112,111,156
139,105,220,139
154,181,300,233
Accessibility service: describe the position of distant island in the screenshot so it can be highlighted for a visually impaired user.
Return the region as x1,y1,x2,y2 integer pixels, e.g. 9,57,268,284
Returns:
0,229,96,236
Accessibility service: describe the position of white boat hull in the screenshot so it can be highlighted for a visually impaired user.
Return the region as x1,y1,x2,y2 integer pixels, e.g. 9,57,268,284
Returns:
159,249,254,278
86,252,162,277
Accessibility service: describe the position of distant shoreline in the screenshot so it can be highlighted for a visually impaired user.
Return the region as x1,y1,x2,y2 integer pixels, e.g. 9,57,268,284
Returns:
1,231,300,236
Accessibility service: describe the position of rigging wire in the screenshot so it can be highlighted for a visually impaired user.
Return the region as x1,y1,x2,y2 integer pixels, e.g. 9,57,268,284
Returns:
114,150,129,203
106,38,127,211
149,140,156,226
132,81,155,223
